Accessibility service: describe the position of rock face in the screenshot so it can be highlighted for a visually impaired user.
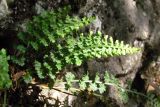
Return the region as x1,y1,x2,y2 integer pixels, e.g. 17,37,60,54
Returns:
0,0,9,20
1,0,160,106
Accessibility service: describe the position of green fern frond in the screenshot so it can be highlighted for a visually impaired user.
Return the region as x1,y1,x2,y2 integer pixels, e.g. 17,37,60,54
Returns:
146,93,160,107
0,49,12,89
36,31,139,79
65,71,128,102
19,6,94,51
13,6,140,86
8,6,144,105
34,60,44,79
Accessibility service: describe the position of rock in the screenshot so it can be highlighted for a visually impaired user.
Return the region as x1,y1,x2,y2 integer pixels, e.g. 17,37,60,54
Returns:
123,0,150,40
38,82,76,106
0,0,9,20
87,51,142,76
35,1,45,14
141,55,160,91
90,16,102,33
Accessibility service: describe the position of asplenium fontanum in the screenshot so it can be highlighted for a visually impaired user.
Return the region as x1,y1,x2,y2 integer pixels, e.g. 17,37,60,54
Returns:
11,6,94,66
12,6,139,90
65,71,128,103
0,49,12,90
33,31,139,80
146,93,160,107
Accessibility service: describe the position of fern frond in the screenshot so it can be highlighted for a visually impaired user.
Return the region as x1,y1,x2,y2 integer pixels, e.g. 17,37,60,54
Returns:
20,6,94,50
65,71,129,102
0,49,12,89
13,6,140,85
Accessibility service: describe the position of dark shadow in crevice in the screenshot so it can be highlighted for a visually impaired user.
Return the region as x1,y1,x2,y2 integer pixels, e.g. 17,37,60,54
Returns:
131,43,158,92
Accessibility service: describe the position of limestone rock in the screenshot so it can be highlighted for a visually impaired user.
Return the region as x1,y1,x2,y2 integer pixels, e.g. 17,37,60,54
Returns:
0,0,9,20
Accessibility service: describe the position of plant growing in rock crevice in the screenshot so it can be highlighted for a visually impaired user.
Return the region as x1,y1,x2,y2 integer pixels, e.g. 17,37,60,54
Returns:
11,6,140,104
12,6,139,82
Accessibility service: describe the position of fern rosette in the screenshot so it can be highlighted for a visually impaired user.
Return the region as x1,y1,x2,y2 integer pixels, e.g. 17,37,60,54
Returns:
12,6,140,84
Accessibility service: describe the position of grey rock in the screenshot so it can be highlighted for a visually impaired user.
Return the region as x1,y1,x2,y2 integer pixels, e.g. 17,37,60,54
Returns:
0,0,10,20
38,83,76,106
90,16,102,33
35,1,45,14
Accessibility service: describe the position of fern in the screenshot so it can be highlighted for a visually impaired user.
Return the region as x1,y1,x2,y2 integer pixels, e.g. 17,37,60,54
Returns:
12,6,139,89
0,49,12,89
65,71,128,102
8,6,144,105
35,31,139,80
19,6,94,50
146,93,160,107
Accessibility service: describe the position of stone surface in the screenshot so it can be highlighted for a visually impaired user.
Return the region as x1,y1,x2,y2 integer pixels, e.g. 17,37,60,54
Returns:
39,88,76,106
35,1,45,14
0,0,9,20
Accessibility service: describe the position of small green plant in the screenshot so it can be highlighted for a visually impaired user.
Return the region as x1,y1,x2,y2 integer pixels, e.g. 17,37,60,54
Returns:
34,31,139,81
11,6,141,105
0,49,12,90
65,71,128,102
145,93,160,107
0,49,12,107
12,6,139,82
